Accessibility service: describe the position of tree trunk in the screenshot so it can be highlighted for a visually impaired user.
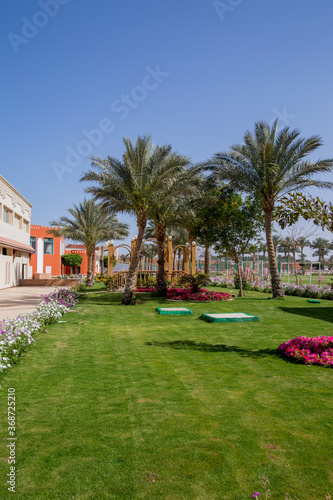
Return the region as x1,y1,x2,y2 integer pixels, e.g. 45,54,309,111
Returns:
122,217,147,305
235,256,243,297
204,245,210,275
293,249,298,285
264,207,284,298
156,225,167,296
86,249,94,287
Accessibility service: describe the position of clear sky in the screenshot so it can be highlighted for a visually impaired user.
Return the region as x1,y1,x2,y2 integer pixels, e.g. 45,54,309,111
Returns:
1,0,333,254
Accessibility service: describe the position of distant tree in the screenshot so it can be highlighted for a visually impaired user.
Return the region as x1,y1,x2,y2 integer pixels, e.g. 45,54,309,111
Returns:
310,238,332,263
206,120,333,297
49,199,128,286
298,237,311,262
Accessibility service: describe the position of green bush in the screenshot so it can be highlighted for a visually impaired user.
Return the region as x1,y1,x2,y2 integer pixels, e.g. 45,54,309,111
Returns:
61,253,83,268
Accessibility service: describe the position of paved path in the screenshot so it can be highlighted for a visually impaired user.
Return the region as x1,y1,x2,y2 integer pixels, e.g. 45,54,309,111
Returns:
0,286,60,322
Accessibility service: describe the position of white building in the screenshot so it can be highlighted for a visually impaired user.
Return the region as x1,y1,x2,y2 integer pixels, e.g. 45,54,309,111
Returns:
0,175,34,289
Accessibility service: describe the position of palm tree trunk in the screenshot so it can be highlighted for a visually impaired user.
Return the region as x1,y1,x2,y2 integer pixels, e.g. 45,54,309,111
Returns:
156,225,167,296
264,208,284,298
86,249,94,287
122,216,147,305
204,245,210,274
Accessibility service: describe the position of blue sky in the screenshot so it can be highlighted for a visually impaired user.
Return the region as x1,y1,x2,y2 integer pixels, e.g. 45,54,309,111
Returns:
1,0,333,253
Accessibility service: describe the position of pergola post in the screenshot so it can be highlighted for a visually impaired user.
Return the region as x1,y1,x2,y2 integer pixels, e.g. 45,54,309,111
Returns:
107,241,114,277
184,243,190,274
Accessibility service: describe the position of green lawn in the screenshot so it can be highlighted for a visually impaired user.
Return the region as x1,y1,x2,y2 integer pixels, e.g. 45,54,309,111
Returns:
1,288,333,499
280,274,332,286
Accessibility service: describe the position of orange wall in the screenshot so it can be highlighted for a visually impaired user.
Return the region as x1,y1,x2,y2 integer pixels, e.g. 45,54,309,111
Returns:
30,226,65,276
64,245,99,275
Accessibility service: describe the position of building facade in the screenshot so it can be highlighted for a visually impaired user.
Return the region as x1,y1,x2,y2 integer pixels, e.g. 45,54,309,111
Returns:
64,244,100,275
30,225,65,277
29,228,100,276
0,175,34,289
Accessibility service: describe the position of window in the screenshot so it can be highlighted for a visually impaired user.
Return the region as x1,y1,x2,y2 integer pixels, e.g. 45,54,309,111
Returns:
14,214,22,229
44,238,54,254
2,247,7,256
30,237,36,251
4,207,13,224
23,219,29,233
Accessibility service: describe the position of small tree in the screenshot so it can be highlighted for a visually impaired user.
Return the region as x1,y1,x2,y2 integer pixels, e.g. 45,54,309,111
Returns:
61,253,83,273
191,188,264,297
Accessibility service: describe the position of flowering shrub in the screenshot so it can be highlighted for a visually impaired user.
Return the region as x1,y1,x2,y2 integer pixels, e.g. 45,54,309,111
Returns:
283,283,333,300
0,288,78,372
279,336,333,367
210,269,272,292
211,272,235,288
42,288,79,308
166,288,232,302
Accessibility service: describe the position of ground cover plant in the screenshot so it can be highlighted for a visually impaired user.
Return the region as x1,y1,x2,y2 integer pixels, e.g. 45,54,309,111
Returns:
0,288,78,371
166,287,232,302
0,288,333,498
279,335,333,367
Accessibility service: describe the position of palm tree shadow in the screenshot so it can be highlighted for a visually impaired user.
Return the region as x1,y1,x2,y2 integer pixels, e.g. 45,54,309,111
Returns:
278,307,333,324
145,340,280,359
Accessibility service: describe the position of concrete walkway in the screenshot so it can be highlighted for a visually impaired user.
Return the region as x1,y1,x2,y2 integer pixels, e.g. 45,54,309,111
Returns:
0,286,60,322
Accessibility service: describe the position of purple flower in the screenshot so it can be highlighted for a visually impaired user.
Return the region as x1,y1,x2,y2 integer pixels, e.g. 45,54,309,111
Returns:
252,493,260,498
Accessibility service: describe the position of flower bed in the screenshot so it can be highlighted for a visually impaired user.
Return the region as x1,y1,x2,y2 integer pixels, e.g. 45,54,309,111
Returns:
134,287,156,293
283,282,333,300
0,288,79,371
166,288,232,302
279,336,333,367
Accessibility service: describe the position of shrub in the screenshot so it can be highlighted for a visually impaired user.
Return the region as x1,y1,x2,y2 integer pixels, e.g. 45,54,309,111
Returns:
61,253,83,268
177,273,211,293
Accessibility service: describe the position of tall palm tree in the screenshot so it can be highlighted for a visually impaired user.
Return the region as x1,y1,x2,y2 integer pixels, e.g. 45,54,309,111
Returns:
206,120,333,297
80,135,193,304
148,166,202,295
48,199,129,286
310,238,331,263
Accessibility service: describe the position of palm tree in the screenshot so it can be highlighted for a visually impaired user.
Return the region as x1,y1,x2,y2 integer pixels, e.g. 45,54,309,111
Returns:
310,238,331,263
48,199,129,286
278,237,293,259
272,235,283,256
80,135,193,304
298,237,311,262
148,166,202,295
206,120,333,297
140,243,158,270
